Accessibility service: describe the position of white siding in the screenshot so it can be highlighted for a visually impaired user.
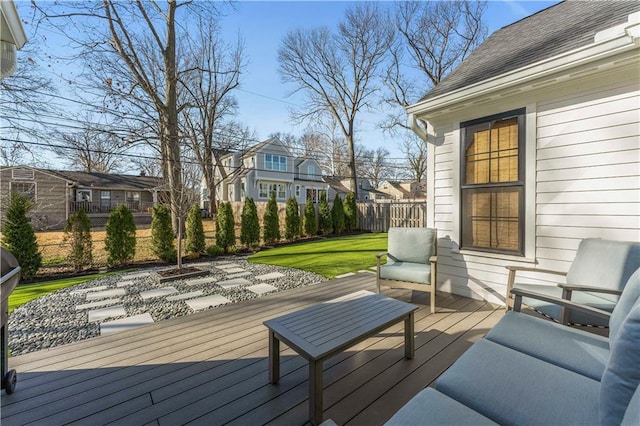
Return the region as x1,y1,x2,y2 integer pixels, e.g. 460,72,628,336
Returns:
427,74,639,305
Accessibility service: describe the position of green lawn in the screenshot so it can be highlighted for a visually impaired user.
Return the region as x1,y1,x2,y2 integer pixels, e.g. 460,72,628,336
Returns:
8,272,118,314
248,233,388,278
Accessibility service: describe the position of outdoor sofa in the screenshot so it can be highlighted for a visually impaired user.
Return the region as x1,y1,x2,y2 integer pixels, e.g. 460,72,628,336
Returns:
386,268,640,425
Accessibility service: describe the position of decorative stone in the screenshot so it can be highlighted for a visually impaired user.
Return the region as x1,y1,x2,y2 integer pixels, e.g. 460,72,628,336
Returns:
121,272,150,280
76,298,121,311
116,280,136,288
246,284,278,295
70,286,108,295
226,272,252,279
85,288,127,301
215,263,240,270
166,291,204,301
222,267,245,273
139,287,179,300
217,278,252,289
184,276,216,286
88,305,126,322
186,295,231,311
100,313,154,336
255,272,285,281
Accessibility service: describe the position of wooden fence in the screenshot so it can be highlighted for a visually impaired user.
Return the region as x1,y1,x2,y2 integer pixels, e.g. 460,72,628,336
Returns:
356,201,426,232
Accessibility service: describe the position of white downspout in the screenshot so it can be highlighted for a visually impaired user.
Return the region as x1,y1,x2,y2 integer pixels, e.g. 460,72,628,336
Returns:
408,112,436,229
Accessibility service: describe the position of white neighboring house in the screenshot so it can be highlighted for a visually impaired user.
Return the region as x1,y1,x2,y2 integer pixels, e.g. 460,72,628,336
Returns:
406,2,640,304
207,137,328,204
1,0,27,79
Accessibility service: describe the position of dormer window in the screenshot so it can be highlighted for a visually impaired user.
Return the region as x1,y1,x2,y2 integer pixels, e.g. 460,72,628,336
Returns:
265,154,286,171
307,165,315,179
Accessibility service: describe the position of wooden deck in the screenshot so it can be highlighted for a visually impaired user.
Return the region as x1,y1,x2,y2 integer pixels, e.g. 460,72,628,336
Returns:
1,273,503,425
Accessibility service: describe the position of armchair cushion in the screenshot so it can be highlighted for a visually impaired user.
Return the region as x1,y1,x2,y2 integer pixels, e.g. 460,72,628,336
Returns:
435,339,600,425
567,238,640,292
379,261,432,285
600,299,640,426
387,227,436,264
484,310,609,380
385,387,497,425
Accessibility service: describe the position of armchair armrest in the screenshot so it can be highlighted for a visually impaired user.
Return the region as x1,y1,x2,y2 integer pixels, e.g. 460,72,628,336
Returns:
429,256,437,263
557,283,622,295
505,265,567,276
376,252,387,259
510,287,611,322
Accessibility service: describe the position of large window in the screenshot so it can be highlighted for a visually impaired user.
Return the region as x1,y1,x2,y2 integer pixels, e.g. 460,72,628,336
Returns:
461,108,525,255
265,154,286,171
10,182,36,201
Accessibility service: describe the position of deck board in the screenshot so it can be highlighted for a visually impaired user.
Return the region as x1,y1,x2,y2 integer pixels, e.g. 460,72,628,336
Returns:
2,273,503,425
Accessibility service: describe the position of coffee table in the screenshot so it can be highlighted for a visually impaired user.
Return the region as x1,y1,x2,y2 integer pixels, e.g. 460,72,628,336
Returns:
264,290,417,425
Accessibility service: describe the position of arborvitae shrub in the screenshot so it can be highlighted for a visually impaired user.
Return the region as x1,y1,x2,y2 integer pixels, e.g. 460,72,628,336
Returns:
105,204,136,267
240,198,260,248
263,191,280,244
206,244,225,256
284,196,300,241
303,200,318,236
318,192,333,235
185,204,206,257
344,192,358,232
216,202,236,252
332,194,345,235
63,209,93,272
1,193,42,279
151,204,176,262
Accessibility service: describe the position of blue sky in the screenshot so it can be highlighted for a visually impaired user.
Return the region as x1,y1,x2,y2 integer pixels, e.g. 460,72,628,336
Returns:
13,0,559,166
219,1,559,159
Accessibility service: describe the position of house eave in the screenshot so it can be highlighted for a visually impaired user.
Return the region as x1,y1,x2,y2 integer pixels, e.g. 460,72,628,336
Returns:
407,13,640,120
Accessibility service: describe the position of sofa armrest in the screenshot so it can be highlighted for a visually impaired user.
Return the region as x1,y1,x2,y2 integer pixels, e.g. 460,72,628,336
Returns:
510,287,611,321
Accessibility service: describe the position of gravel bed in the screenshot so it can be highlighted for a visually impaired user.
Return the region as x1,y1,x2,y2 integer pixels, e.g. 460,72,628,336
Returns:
8,257,325,356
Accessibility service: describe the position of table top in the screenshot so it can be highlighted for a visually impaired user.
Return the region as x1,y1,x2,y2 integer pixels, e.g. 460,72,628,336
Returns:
264,290,417,361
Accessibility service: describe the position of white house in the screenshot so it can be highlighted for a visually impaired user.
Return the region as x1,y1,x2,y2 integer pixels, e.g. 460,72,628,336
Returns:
1,0,27,79
210,137,328,205
406,2,640,304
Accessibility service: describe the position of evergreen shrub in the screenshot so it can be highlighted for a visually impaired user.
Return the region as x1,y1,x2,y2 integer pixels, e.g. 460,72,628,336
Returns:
344,192,358,232
332,194,345,235
240,198,260,248
105,204,136,267
263,192,280,244
1,193,42,279
63,209,93,272
284,196,300,241
185,204,206,257
318,192,333,235
303,200,318,236
151,204,176,262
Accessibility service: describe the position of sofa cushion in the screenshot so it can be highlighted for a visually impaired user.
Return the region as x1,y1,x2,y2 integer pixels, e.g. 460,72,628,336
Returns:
567,239,640,292
385,387,497,425
517,283,617,327
621,385,640,426
387,227,436,264
435,339,600,425
484,310,609,380
600,299,640,426
379,262,431,285
610,268,640,347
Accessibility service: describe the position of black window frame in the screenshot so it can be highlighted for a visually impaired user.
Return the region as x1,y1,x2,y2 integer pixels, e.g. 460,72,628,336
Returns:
460,108,526,256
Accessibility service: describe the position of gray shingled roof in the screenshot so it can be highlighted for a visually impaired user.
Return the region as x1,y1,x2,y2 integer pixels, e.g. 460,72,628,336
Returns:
48,170,164,191
421,1,639,101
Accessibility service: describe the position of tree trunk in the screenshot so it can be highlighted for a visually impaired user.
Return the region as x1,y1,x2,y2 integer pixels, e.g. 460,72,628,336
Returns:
346,133,358,200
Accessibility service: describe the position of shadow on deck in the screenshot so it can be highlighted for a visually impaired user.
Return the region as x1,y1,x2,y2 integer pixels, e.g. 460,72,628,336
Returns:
1,273,503,425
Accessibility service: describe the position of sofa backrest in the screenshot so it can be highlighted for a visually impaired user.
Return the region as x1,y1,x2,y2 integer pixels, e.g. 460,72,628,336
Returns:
567,239,640,291
599,299,640,426
610,268,640,347
387,227,437,264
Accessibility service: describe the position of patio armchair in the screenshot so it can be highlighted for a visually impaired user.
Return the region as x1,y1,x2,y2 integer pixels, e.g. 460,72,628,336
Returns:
376,227,437,313
505,238,640,326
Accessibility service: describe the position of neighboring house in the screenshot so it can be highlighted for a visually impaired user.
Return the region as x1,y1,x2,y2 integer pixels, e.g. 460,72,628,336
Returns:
323,176,390,201
0,166,165,230
378,180,427,200
210,137,329,205
406,2,640,304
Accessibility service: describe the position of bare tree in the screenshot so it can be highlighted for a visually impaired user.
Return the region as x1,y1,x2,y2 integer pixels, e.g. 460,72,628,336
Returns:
53,128,126,172
180,16,245,216
278,3,394,199
384,1,488,131
358,147,392,188
401,136,428,182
